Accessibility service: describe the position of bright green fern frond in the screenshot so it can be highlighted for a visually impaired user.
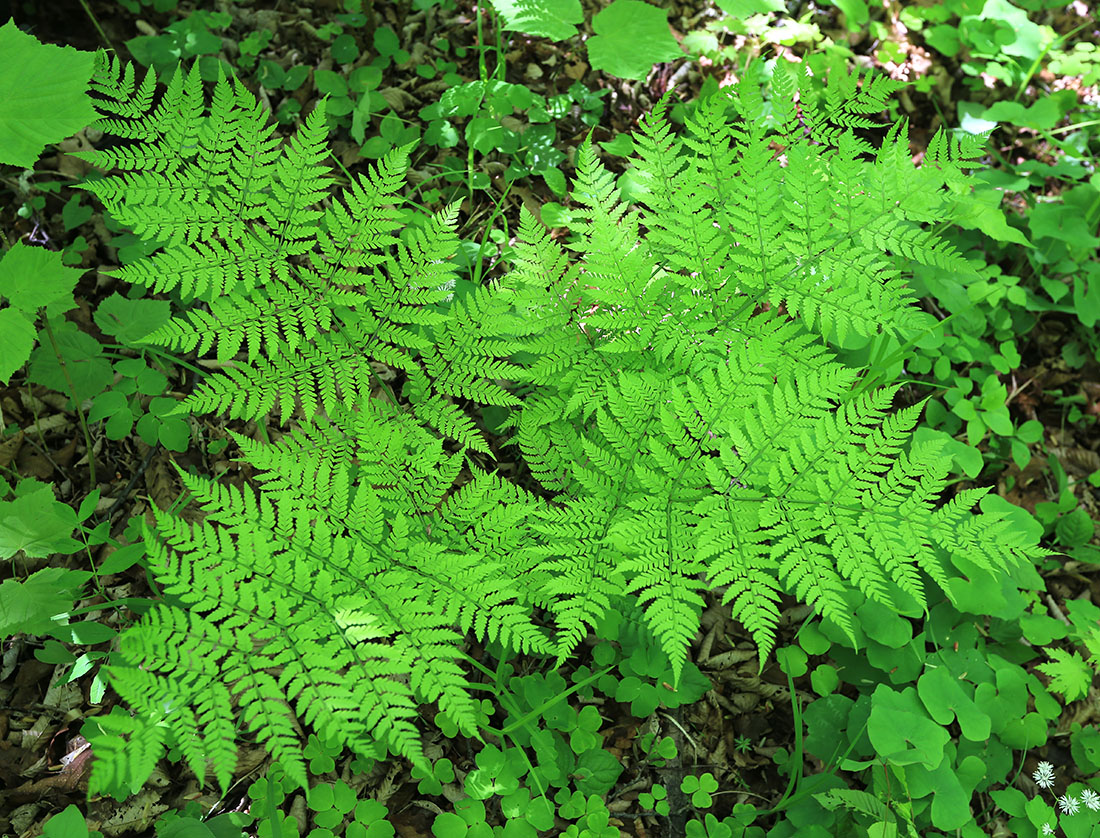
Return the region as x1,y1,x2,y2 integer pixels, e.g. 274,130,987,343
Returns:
106,611,242,792
412,394,491,454
123,403,551,776
91,62,202,174
84,704,171,799
925,125,991,193
265,100,332,252
233,402,462,517
696,487,784,671
516,392,585,492
616,499,708,683
432,469,550,606
822,56,908,130
312,143,411,282
421,287,525,409
536,495,630,664
83,66,505,452
79,65,281,248
501,207,583,344
83,53,1053,796
112,235,277,301
83,52,158,138
119,475,459,789
931,485,1049,581
861,215,973,274
717,117,786,297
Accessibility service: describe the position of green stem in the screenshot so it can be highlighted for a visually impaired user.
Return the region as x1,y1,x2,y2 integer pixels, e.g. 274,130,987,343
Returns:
845,309,963,402
42,316,97,487
463,657,617,739
470,179,514,285
76,0,115,52
1012,21,1093,102
476,4,488,84
769,666,806,811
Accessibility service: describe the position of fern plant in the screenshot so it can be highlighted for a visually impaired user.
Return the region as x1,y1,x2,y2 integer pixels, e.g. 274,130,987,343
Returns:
74,53,1048,795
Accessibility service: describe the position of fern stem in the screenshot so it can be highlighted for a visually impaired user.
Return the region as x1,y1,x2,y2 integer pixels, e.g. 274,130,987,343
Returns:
41,316,97,487
464,658,616,739
846,309,962,402
475,3,506,84
775,665,806,805
75,0,115,52
131,344,206,378
498,663,617,738
469,179,514,286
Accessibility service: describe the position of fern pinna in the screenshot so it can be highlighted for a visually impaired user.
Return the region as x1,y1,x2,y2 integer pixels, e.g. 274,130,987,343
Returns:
76,54,1047,794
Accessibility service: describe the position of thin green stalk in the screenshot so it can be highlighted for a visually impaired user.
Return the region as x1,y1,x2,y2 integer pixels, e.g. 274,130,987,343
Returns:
462,656,617,739
492,7,506,82
42,316,97,486
1049,118,1100,137
846,309,965,402
75,0,115,52
771,666,806,810
470,179,515,285
1013,21,1093,102
476,3,488,84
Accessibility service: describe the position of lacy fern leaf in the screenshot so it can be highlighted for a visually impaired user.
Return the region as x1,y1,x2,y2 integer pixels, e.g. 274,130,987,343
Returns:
492,59,1049,679
78,55,1051,794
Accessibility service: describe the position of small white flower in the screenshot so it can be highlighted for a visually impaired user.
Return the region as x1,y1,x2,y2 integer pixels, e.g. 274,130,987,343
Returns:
1034,761,1057,789
1080,788,1100,811
1041,824,1055,836
1058,794,1080,816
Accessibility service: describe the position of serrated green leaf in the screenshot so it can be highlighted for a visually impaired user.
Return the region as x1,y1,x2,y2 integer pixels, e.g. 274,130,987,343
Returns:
0,21,97,168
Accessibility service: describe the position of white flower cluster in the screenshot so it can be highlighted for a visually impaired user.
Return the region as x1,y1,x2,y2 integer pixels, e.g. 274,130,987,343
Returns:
1032,761,1100,836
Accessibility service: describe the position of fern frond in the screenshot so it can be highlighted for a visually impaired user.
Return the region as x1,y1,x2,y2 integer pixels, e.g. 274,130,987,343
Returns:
861,215,973,274
84,52,158,136
84,705,171,798
83,54,1053,797
116,479,455,787
412,394,491,454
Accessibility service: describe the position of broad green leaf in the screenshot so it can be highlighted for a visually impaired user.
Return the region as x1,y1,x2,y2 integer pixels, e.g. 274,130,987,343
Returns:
0,307,35,385
926,754,987,831
314,69,348,97
373,26,399,57
0,481,83,559
42,805,93,838
1029,201,1100,247
0,567,90,636
830,0,869,30
716,0,785,15
0,19,97,168
573,748,623,796
28,319,113,403
0,241,82,317
587,0,684,81
432,812,466,838
946,188,1032,247
93,293,170,345
917,666,991,741
924,23,960,56
867,684,949,768
1055,508,1095,548
963,0,1051,60
1035,647,1092,702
